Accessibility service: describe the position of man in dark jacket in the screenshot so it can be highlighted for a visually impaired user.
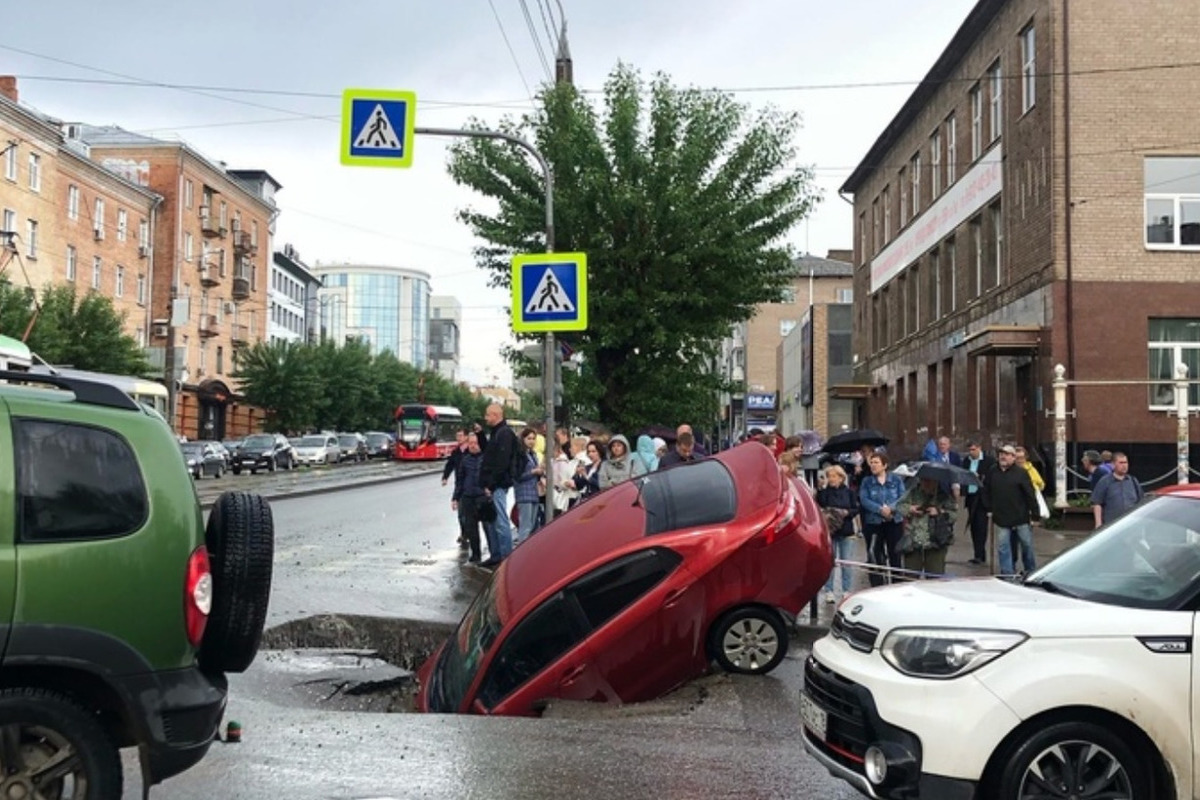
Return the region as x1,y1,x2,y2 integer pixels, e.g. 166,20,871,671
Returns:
441,428,468,487
982,445,1039,576
963,440,996,564
480,404,520,566
659,432,703,470
452,433,490,563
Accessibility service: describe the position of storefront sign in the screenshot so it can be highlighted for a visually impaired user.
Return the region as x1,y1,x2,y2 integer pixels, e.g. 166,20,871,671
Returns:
747,393,776,410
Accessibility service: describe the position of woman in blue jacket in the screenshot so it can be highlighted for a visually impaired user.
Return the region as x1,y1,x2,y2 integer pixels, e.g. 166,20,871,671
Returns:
858,452,907,587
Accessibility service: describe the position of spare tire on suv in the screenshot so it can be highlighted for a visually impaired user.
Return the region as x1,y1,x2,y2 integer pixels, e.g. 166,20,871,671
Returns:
201,491,275,673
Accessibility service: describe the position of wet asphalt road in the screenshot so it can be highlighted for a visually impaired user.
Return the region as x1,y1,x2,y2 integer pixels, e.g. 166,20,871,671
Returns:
123,473,853,799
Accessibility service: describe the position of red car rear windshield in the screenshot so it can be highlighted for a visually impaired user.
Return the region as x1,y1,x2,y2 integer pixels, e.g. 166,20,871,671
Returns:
640,460,737,536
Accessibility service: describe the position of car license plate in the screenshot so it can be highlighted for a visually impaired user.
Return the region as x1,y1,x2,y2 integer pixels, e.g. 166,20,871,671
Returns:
799,691,827,741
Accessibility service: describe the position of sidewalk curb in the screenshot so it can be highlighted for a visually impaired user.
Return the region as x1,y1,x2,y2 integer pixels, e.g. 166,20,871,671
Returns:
199,465,444,510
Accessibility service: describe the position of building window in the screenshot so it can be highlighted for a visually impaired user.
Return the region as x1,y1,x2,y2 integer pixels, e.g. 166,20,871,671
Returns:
989,61,1003,141
931,248,941,319
971,217,983,298
185,180,194,209
858,212,867,264
911,266,921,330
94,198,105,235
92,256,102,290
219,201,228,228
911,153,921,215
3,145,15,181
66,245,77,281
251,220,259,247
1149,319,1200,407
139,219,150,250
945,238,957,312
137,273,146,305
26,219,37,259
1145,157,1200,248
991,201,1004,287
28,154,40,192
780,319,797,337
184,232,194,262
216,346,224,375
1020,24,1036,113
899,168,908,227
1,208,13,236
970,84,982,161
116,265,125,298
872,197,881,252
931,129,942,197
946,114,957,185
882,184,892,242
68,185,80,220
836,288,854,304
117,209,128,242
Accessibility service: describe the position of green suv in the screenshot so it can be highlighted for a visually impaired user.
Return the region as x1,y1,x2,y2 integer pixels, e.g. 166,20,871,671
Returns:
0,371,274,798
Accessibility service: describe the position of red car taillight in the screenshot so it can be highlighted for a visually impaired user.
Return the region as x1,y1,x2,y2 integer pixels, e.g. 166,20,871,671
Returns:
184,546,213,648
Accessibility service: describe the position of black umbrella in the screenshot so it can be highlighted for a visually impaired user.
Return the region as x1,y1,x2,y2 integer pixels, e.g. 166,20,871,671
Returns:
914,461,981,488
822,428,890,454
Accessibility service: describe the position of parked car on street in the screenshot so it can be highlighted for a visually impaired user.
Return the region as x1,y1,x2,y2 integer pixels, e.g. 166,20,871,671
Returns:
416,442,831,716
211,440,233,469
337,432,369,463
293,433,340,466
0,369,274,793
232,433,294,474
801,484,1200,800
181,440,226,479
365,431,393,459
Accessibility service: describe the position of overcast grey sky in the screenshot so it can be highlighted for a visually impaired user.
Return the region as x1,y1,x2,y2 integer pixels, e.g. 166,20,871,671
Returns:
3,0,976,385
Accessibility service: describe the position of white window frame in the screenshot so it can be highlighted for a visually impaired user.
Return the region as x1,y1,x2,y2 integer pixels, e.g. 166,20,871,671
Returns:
1148,319,1200,409
68,185,80,220
872,198,881,252
66,245,77,281
92,256,102,290
970,84,983,161
972,218,983,298
3,146,15,181
137,273,146,305
946,114,958,185
26,219,37,259
992,202,1004,286
185,180,194,209
931,130,942,197
899,167,909,227
989,61,1003,141
116,265,125,298
1,209,14,236
931,249,941,319
946,238,957,312
117,209,128,242
94,198,105,234
883,184,892,242
184,232,194,262
1020,25,1036,114
1145,157,1200,250
859,212,867,265
28,153,40,192
139,219,150,249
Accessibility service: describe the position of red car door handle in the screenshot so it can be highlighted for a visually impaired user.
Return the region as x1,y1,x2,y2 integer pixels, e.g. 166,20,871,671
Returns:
662,587,688,608
559,664,588,686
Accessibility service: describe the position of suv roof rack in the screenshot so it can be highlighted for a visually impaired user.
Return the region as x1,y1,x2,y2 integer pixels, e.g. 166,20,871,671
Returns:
0,370,141,411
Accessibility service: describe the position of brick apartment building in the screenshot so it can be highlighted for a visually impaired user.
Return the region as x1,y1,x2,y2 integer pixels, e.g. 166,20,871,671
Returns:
843,0,1200,479
0,79,159,345
78,125,280,440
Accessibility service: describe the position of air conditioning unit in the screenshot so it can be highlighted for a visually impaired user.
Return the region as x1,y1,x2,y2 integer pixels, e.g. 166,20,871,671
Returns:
138,244,150,258
152,324,169,338
93,226,105,241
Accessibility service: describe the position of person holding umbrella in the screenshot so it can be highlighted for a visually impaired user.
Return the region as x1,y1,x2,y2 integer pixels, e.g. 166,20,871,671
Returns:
858,452,906,586
897,470,960,578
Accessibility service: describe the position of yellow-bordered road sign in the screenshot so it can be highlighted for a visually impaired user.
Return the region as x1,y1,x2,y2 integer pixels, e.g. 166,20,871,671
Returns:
341,89,416,168
512,253,588,332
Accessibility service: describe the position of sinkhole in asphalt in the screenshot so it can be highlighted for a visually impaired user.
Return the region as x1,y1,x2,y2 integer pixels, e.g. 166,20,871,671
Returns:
258,614,455,713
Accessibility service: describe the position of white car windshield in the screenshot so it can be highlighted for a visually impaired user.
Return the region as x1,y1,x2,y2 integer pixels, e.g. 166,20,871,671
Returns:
1026,495,1200,609
297,436,327,447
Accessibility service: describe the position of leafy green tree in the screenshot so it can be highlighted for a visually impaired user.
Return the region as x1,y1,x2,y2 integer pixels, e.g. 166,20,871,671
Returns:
0,283,150,375
447,64,818,432
231,340,320,433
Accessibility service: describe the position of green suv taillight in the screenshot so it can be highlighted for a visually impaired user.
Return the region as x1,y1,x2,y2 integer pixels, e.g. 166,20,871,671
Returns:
185,546,213,648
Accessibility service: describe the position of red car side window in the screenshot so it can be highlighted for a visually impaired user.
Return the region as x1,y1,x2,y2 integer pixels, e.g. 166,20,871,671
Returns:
477,593,584,708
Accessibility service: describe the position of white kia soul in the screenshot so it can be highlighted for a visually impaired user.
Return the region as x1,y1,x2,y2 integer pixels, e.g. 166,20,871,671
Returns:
802,485,1200,800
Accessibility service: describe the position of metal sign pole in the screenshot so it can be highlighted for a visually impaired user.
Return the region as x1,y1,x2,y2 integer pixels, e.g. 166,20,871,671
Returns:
413,126,558,522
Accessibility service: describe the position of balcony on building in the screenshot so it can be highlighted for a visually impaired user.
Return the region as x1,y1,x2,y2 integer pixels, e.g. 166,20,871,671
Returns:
232,229,257,256
199,206,226,239
199,314,220,338
198,259,221,288
231,322,250,346
232,264,251,301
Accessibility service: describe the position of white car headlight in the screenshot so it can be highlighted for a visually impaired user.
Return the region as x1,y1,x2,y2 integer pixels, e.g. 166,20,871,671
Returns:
880,628,1027,679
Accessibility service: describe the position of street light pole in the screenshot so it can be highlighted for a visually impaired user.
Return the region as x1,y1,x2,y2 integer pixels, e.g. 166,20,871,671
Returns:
414,126,558,523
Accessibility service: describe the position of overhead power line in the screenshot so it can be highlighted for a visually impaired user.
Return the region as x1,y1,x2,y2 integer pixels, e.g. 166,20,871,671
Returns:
517,0,553,82
485,0,535,100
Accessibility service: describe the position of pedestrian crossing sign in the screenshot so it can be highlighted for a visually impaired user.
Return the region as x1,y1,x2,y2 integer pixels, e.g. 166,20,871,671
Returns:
340,89,416,168
511,253,588,333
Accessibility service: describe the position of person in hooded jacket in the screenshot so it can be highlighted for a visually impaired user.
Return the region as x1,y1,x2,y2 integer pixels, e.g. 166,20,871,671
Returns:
634,434,660,474
599,435,646,489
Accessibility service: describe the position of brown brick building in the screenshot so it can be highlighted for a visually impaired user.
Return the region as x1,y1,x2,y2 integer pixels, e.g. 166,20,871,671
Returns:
842,0,1200,479
79,126,280,440
0,80,159,345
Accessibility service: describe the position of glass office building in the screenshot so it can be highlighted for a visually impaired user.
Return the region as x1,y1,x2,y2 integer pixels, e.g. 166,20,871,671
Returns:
313,264,431,368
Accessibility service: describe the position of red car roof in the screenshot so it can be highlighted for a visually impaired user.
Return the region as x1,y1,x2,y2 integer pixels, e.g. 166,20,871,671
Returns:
496,442,785,623
1152,483,1200,499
